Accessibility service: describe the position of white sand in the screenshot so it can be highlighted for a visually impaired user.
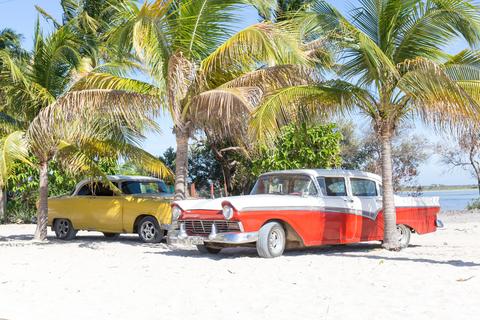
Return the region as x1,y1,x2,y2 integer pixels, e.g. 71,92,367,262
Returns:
0,212,479,320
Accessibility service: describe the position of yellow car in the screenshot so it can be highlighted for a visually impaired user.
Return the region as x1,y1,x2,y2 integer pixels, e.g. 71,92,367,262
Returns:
48,175,173,243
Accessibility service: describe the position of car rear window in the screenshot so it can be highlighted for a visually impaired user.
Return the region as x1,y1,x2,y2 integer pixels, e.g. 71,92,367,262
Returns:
121,181,168,195
351,178,377,197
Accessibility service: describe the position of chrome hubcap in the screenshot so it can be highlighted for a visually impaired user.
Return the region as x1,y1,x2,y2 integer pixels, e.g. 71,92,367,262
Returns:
58,220,69,237
141,222,156,240
268,229,283,254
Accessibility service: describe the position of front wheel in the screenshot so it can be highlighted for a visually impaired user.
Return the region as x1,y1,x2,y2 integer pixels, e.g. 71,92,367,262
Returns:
397,224,411,248
197,244,222,254
53,219,77,240
138,216,163,243
256,222,286,258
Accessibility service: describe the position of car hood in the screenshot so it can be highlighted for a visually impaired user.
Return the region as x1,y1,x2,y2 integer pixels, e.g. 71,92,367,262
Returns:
174,194,318,212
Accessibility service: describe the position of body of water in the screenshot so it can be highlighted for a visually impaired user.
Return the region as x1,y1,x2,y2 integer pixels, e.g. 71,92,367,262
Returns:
402,189,479,211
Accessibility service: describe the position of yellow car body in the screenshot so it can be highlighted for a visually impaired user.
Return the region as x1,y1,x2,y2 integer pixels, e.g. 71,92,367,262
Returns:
48,175,173,242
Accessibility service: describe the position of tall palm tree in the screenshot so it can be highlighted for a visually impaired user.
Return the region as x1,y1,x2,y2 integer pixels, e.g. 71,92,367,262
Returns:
78,0,309,200
251,0,480,250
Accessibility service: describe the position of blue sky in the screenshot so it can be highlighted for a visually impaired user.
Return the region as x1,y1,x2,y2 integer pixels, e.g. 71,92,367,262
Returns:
0,0,475,186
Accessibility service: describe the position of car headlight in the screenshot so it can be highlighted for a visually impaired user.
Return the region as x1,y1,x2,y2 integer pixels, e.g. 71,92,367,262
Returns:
222,205,234,220
172,206,182,221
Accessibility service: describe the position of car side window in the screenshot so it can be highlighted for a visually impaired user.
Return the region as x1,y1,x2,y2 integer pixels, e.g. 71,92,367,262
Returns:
292,178,318,196
77,183,93,196
351,178,377,197
76,182,116,196
317,177,347,196
95,183,115,196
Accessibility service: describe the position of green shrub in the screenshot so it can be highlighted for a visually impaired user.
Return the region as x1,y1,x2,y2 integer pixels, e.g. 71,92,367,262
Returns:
5,201,36,224
252,123,343,176
467,198,480,210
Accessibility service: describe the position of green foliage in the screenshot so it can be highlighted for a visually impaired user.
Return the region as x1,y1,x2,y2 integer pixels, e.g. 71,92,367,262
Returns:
159,144,224,196
467,198,480,210
252,123,342,175
5,159,77,223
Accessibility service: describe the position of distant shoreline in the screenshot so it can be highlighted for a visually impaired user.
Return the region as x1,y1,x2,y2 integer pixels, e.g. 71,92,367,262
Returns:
400,186,478,192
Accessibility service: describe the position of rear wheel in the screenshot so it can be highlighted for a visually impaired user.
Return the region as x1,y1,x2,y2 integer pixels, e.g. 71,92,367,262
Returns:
256,222,286,258
138,216,163,243
103,232,120,240
53,219,77,240
397,224,411,248
197,244,222,254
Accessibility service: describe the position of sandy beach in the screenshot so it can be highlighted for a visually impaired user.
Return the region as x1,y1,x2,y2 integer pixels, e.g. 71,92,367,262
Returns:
0,211,479,320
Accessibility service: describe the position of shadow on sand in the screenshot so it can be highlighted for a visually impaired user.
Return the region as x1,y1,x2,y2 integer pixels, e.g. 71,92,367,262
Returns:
156,243,480,267
0,234,167,249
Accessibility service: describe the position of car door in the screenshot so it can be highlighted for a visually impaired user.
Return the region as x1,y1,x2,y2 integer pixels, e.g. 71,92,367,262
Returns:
315,176,356,243
75,182,123,232
120,180,173,232
349,178,382,241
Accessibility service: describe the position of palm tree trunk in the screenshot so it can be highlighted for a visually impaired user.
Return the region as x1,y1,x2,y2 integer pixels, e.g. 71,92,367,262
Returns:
380,130,400,250
174,131,189,200
0,187,6,223
34,161,49,241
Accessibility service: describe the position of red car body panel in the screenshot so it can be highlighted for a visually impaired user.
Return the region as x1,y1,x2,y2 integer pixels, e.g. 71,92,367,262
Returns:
179,205,440,247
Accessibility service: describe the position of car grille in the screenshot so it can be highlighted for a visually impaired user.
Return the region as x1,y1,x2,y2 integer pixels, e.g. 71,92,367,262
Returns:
179,220,242,235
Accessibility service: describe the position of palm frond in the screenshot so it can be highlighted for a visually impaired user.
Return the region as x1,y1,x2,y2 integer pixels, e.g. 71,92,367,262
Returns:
220,65,315,92
122,143,174,180
72,72,163,98
250,81,365,142
201,22,309,74
0,131,31,187
393,0,480,63
398,58,480,130
27,89,162,160
190,87,261,136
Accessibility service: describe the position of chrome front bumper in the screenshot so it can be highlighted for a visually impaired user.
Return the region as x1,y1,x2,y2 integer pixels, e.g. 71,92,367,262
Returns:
167,222,258,245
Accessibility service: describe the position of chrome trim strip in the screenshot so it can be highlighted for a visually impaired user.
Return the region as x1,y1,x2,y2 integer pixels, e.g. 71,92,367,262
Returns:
240,206,380,220
168,230,258,245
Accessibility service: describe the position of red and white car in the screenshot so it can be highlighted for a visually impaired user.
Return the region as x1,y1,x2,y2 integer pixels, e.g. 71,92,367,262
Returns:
168,169,442,258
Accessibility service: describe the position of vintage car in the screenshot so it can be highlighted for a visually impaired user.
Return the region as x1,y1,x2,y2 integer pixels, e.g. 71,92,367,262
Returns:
48,175,173,243
168,169,442,258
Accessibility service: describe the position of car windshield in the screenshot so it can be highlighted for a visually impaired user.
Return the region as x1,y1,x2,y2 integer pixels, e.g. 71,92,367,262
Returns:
122,181,169,195
250,175,317,196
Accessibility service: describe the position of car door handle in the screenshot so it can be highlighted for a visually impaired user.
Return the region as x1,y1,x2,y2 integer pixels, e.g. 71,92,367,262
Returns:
344,199,354,203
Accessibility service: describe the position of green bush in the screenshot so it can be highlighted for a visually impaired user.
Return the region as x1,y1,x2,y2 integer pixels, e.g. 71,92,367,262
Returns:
252,123,342,176
4,159,77,223
467,198,480,210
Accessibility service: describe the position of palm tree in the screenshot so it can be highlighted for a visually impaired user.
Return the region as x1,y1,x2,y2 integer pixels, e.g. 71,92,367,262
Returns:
251,0,480,250
77,0,309,200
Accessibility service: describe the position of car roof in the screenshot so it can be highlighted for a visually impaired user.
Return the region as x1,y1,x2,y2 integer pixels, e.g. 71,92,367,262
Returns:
260,169,382,182
76,175,163,186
